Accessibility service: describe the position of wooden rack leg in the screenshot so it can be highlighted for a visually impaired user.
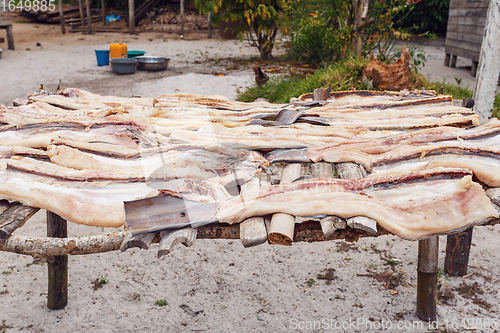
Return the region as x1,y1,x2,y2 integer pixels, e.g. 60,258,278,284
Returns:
450,55,457,68
47,211,68,310
444,53,451,67
416,236,439,322
6,25,14,50
444,227,473,276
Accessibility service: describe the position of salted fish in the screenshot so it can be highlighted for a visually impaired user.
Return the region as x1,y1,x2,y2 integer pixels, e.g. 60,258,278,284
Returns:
216,168,498,240
0,165,157,227
28,88,154,109
305,119,500,186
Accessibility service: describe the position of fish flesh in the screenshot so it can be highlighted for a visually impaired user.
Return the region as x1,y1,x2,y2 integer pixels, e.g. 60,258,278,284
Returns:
0,164,157,227
305,119,500,186
216,168,498,239
29,88,154,109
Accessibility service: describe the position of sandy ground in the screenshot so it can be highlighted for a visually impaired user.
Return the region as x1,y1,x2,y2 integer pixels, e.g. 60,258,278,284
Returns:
1,22,500,333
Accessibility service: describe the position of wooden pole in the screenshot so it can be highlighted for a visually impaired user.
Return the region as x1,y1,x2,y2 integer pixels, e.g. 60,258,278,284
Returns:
5,24,14,50
207,12,212,39
58,0,66,34
444,227,474,276
416,236,439,322
180,0,184,37
128,0,135,34
78,0,85,29
101,0,106,24
472,0,500,123
46,211,68,310
85,0,92,34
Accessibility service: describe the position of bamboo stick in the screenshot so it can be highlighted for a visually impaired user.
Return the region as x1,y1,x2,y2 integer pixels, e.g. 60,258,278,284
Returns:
336,162,377,234
158,227,197,258
416,235,439,321
120,231,156,251
268,163,302,245
46,212,68,310
310,162,346,237
239,172,269,247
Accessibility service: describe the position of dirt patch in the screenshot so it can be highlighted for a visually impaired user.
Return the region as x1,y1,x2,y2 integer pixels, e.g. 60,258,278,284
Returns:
357,269,411,290
453,281,491,310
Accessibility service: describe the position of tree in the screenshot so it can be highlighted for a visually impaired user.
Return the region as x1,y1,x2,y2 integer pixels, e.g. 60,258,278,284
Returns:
279,0,419,64
196,0,284,60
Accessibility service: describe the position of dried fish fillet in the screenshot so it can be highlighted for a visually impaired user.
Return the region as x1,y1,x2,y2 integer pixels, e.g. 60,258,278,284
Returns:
216,168,498,239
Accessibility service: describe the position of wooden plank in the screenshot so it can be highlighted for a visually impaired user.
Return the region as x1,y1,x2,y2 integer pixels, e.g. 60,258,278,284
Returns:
449,8,489,17
449,0,490,10
46,211,68,310
446,23,486,36
446,31,485,45
0,203,39,240
445,39,482,52
473,0,500,122
444,45,480,62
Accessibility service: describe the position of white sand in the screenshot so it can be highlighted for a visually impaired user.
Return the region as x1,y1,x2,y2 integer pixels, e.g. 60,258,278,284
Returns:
0,22,499,333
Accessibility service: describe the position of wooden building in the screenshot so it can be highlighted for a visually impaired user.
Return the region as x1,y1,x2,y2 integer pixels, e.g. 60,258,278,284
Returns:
444,0,490,75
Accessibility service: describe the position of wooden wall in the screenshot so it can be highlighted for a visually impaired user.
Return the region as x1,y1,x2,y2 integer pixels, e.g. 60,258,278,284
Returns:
445,0,490,63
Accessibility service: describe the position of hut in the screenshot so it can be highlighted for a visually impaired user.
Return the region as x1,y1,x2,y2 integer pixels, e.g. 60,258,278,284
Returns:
444,0,490,76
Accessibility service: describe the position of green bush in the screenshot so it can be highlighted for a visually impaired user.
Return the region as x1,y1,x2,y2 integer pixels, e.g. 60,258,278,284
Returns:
395,0,450,35
279,0,422,65
238,57,369,103
279,0,350,65
195,0,283,60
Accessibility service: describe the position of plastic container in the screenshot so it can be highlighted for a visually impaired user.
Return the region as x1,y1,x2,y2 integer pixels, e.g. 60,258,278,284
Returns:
95,50,109,66
110,58,136,75
128,50,146,58
109,43,128,60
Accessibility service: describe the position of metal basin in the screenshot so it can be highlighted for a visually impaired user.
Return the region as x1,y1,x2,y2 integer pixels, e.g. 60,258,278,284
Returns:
110,58,137,75
135,56,170,71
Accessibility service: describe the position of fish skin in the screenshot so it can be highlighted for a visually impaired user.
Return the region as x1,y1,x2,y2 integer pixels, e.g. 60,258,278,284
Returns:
216,168,498,240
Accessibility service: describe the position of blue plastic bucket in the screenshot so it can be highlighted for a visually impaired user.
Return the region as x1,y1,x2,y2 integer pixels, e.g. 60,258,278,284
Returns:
95,50,110,66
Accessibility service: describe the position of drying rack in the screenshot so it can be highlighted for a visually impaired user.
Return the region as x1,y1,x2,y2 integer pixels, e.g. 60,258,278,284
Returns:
1,158,499,321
